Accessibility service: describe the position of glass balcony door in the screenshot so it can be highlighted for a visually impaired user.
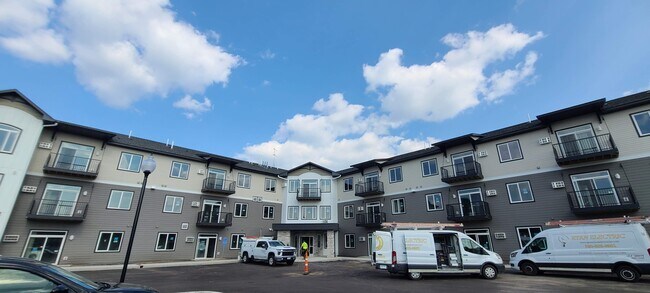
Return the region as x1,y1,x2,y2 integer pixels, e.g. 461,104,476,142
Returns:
557,125,600,157
55,142,94,172
302,179,318,198
37,184,81,217
571,171,618,208
451,151,475,176
458,188,482,216
202,200,222,223
207,169,226,189
365,172,379,192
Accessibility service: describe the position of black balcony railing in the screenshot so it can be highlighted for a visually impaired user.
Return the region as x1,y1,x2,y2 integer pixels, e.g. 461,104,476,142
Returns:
567,186,639,215
196,211,233,227
297,188,321,201
355,181,384,197
552,133,619,165
202,178,236,195
356,212,386,227
27,199,87,222
440,161,483,183
446,201,491,222
43,153,100,178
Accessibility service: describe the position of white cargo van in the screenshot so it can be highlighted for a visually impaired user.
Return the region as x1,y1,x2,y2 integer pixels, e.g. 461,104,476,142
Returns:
372,229,505,280
509,222,650,282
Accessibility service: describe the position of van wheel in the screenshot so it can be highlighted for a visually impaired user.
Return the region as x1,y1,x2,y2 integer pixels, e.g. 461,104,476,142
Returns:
520,261,539,276
242,253,249,263
267,255,276,266
481,264,498,280
407,272,422,280
615,265,640,282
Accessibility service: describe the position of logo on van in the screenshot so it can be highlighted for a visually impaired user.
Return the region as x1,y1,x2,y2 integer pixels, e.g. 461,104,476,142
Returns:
375,236,384,250
558,235,569,247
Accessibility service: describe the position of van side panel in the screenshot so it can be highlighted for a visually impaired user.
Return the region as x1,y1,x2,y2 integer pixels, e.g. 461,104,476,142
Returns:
404,232,438,272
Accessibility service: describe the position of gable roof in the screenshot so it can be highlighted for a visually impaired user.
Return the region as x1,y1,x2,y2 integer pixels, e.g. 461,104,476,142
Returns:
0,89,55,122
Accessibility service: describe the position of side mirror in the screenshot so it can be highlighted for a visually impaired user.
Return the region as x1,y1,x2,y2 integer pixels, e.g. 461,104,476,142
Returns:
51,285,69,293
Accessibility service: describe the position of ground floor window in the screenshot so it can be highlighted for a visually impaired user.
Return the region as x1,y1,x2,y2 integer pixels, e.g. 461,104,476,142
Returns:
516,226,542,248
464,229,492,251
344,234,355,248
95,231,123,252
343,205,354,219
155,233,177,251
230,234,245,249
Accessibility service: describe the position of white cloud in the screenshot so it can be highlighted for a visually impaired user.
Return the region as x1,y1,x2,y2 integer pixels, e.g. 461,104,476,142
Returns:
363,23,543,124
238,94,436,170
262,80,271,86
0,0,241,109
173,95,213,119
260,49,275,60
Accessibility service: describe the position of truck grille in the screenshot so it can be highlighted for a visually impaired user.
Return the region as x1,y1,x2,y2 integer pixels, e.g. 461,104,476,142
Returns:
280,250,295,256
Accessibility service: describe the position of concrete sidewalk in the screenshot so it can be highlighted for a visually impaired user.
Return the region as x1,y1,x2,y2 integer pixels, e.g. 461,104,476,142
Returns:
66,256,370,272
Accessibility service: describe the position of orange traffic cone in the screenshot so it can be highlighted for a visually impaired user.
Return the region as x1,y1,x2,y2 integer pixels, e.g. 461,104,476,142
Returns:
303,250,310,275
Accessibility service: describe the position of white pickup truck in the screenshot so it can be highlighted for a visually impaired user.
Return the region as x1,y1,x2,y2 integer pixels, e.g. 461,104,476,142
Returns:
239,238,297,266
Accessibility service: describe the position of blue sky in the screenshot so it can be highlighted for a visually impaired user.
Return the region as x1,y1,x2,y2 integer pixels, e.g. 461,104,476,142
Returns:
1,0,649,170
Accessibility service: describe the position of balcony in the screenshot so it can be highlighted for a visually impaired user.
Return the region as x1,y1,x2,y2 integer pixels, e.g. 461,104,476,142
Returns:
356,212,386,228
446,201,491,222
552,134,619,166
355,181,384,197
196,211,233,228
567,186,639,215
440,161,483,184
296,188,321,201
26,199,87,222
201,178,236,195
43,153,100,179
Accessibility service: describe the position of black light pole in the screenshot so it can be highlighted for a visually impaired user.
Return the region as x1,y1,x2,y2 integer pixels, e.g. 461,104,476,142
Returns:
120,155,156,283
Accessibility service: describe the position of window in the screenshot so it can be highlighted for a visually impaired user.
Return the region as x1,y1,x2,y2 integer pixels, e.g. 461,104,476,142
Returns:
230,234,245,249
517,226,542,248
301,206,317,220
288,179,299,192
234,203,248,217
163,196,183,213
287,206,299,220
118,152,142,172
170,161,190,179
632,110,650,136
451,151,476,176
497,140,523,162
0,124,20,153
388,167,403,183
95,232,123,252
461,238,488,255
556,125,599,157
264,178,276,192
343,205,354,219
421,159,438,176
344,234,355,248
523,237,547,254
155,233,177,251
465,229,492,251
320,179,332,193
570,171,616,208
426,193,443,211
0,268,57,292
55,142,94,172
319,206,331,220
391,198,405,214
39,184,81,216
507,181,534,203
343,177,353,191
237,173,251,188
107,190,133,210
263,206,274,219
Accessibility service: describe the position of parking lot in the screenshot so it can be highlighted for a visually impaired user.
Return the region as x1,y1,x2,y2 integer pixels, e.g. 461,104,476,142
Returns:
78,260,650,293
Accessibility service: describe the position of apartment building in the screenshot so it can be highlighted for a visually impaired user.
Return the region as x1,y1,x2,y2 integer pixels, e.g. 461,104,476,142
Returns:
1,89,649,265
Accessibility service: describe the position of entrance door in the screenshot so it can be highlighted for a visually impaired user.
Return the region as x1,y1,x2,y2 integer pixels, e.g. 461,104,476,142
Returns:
571,171,618,208
22,231,67,264
556,125,599,157
464,229,493,251
366,202,381,225
202,200,222,224
458,188,482,217
207,169,226,189
451,151,475,176
196,234,218,259
300,236,314,255
55,142,94,172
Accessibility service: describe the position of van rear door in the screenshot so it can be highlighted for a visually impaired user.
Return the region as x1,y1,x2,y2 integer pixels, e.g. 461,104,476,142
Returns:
373,231,392,267
405,232,437,272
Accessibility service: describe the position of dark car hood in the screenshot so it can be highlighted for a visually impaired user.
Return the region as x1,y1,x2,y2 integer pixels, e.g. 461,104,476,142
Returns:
104,283,158,292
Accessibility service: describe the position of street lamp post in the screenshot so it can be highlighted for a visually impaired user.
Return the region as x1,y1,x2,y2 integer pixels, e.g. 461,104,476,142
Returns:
120,155,156,283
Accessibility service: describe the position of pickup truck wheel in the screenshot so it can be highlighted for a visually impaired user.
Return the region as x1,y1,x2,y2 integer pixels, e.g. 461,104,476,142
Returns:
287,260,295,266
481,264,498,280
407,272,422,280
615,265,640,282
267,255,276,266
520,261,539,276
241,253,249,263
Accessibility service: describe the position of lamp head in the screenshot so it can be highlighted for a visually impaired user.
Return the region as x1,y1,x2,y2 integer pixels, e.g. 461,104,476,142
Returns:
142,155,157,175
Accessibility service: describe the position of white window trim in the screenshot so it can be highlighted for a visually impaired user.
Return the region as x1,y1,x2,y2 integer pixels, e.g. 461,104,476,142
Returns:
264,178,276,192
301,206,317,220
507,181,535,204
344,234,355,248
0,123,21,154
117,152,142,172
230,234,245,249
155,233,177,251
287,206,299,220
237,173,251,188
170,161,190,179
497,140,523,163
421,159,438,177
163,196,183,213
320,179,332,193
95,231,124,252
516,226,543,248
343,177,353,192
107,190,134,210
343,205,354,219
388,167,403,183
391,198,405,214
425,193,444,211
319,206,331,220
631,110,650,136
263,206,274,219
234,203,248,217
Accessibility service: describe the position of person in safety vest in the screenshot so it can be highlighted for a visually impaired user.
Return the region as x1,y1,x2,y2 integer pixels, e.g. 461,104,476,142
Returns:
301,241,308,259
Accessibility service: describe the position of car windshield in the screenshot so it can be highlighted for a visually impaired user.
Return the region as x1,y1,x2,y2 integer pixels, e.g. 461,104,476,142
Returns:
268,241,284,247
43,264,101,290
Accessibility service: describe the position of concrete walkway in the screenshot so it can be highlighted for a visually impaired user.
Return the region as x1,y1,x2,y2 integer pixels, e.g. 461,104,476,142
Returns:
66,256,370,272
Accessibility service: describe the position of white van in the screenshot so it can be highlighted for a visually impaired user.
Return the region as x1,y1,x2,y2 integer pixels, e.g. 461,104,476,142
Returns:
372,230,505,280
509,223,650,282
